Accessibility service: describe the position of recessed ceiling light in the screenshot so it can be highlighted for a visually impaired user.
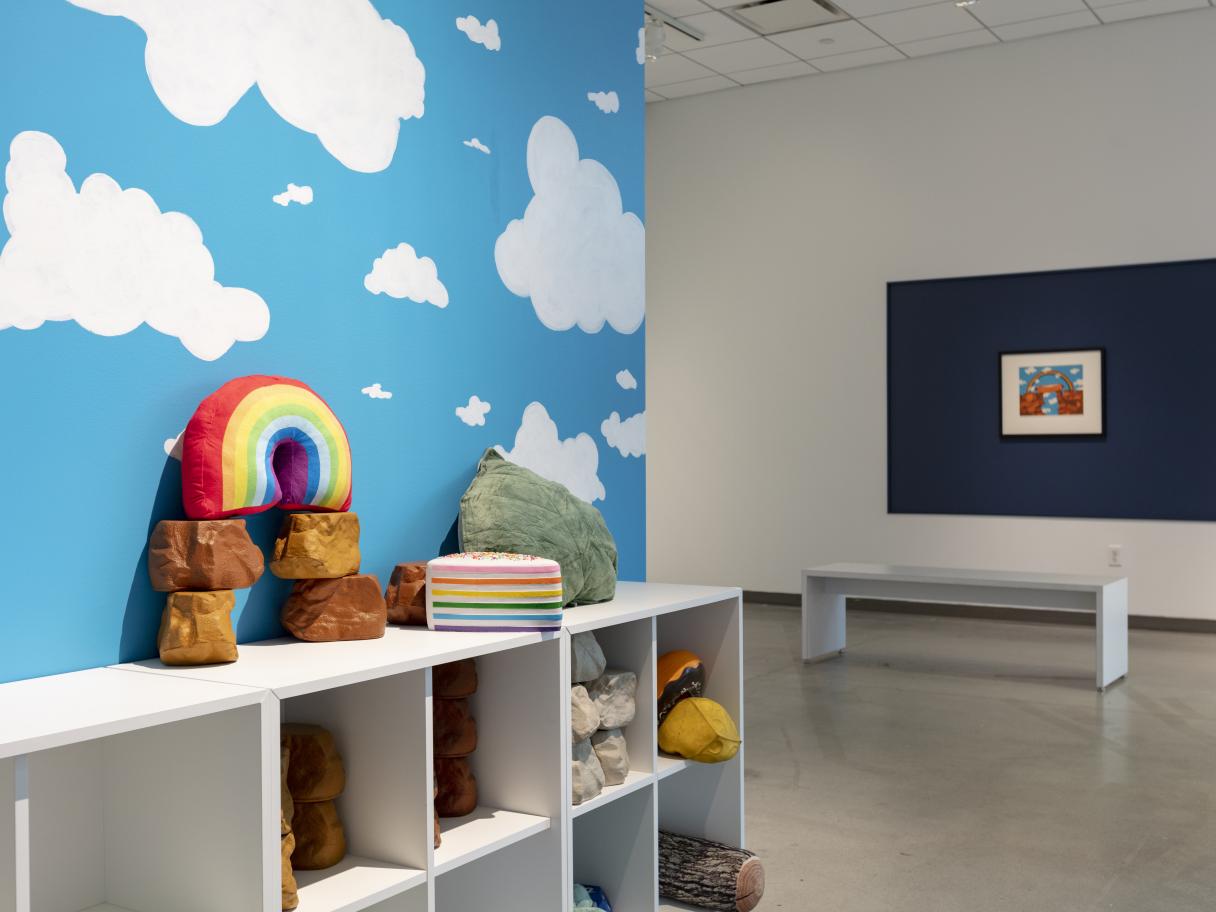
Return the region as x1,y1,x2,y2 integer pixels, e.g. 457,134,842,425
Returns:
955,0,977,6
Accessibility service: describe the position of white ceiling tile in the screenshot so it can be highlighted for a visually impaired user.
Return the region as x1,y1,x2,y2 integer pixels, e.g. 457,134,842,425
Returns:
669,10,758,49
645,89,667,102
1096,0,1208,21
645,53,717,87
654,74,740,97
969,0,1087,26
699,0,741,6
992,9,1099,38
648,0,711,17
898,29,999,56
731,60,819,83
834,0,941,15
811,45,906,70
1085,0,1145,6
862,2,985,43
683,38,800,73
769,20,890,58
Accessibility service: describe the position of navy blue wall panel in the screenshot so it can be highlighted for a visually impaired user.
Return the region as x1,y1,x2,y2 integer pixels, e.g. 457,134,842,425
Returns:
888,258,1216,520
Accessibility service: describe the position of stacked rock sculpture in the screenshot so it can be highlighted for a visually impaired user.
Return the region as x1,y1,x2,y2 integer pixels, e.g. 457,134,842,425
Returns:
434,658,479,830
274,513,387,642
385,561,428,625
570,631,637,805
148,519,264,665
282,723,348,879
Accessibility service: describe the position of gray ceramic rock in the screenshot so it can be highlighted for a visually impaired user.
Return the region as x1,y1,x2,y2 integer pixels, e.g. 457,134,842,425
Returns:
588,669,638,729
570,631,606,684
591,729,630,786
571,738,605,805
571,685,600,743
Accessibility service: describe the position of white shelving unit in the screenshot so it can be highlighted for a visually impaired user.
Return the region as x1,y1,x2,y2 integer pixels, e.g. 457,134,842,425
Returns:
1,583,743,912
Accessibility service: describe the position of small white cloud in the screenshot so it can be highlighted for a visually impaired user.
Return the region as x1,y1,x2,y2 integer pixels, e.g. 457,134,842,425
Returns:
456,15,500,50
456,394,492,426
601,410,645,458
164,431,184,460
69,0,426,173
616,369,637,390
1070,367,1081,374
463,137,491,154
495,116,644,334
272,182,313,206
636,28,645,65
587,91,620,114
364,242,448,307
361,382,393,400
0,131,269,361
495,402,605,503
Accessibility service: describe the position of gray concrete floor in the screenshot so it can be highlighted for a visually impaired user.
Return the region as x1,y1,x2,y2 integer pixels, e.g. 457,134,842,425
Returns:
743,604,1216,912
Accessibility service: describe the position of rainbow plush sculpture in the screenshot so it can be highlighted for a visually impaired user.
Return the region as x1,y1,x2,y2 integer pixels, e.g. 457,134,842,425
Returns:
182,375,353,520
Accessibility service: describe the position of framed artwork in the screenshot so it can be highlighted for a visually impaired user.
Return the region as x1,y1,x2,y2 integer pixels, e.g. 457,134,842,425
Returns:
1000,348,1104,438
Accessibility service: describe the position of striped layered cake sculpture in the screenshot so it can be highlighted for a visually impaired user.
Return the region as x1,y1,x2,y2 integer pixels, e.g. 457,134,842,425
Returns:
181,375,353,520
426,553,563,631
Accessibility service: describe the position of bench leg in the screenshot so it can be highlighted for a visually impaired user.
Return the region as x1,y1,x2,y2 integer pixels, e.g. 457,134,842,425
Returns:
803,576,847,662
1096,580,1129,691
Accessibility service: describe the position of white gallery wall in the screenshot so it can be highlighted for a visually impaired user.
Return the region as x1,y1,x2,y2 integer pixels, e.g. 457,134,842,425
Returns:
646,8,1216,619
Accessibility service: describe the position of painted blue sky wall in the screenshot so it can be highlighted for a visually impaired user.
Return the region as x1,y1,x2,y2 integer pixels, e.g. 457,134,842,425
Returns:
0,1,646,683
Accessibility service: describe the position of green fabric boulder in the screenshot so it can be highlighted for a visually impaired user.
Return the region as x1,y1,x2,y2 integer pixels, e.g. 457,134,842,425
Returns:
459,449,617,606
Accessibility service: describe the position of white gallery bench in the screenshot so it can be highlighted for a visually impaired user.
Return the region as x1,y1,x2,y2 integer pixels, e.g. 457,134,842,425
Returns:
801,563,1129,691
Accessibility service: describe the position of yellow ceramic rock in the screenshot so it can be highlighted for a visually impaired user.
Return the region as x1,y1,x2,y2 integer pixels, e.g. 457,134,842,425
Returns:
657,697,741,764
271,512,361,579
157,590,238,666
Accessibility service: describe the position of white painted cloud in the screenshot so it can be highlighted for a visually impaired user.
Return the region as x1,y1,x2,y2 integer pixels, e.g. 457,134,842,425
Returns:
361,382,392,400
495,116,644,334
69,0,426,173
456,394,492,427
637,28,645,65
0,131,269,361
495,402,605,503
601,410,645,458
364,242,448,307
1070,367,1081,374
164,431,184,459
456,15,500,50
272,182,313,206
463,137,491,155
615,368,637,390
587,91,620,114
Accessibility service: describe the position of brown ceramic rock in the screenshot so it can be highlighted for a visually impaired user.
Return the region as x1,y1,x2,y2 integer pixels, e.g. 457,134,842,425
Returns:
271,512,361,579
281,724,346,802
433,658,478,699
435,756,478,818
290,800,347,871
433,698,478,758
157,590,238,666
385,561,428,625
148,519,264,592
281,743,295,833
281,575,386,642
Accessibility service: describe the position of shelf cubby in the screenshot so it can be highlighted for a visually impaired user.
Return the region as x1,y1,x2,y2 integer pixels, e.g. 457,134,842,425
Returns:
573,781,657,912
434,828,562,911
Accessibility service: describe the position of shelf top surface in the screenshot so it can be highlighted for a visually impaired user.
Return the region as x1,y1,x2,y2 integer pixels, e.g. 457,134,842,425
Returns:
563,581,741,633
434,806,551,876
805,562,1123,591
293,854,425,912
117,625,553,698
0,667,264,759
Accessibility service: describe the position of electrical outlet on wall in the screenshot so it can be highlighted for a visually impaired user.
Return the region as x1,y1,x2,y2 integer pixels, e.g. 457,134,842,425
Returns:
1108,545,1124,568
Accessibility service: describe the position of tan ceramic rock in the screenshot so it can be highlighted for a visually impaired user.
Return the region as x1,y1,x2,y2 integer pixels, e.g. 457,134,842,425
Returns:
570,630,606,684
281,743,294,833
571,685,600,743
385,561,427,625
281,575,386,642
148,519,264,592
157,590,238,666
290,800,346,870
281,825,298,910
271,512,361,579
592,729,630,786
281,724,346,802
572,738,605,805
588,670,637,729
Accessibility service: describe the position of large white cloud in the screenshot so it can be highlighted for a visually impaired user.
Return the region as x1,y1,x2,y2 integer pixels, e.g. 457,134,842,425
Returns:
456,15,501,50
495,116,644,334
601,410,645,458
364,242,448,307
495,402,605,503
69,0,426,173
456,394,491,426
0,131,269,361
